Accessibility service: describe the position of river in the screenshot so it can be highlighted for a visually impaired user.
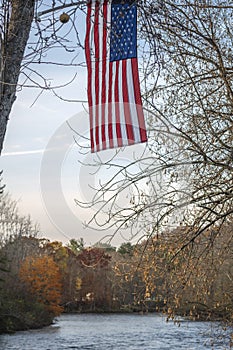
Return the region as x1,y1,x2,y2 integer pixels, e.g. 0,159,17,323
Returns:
0,313,231,349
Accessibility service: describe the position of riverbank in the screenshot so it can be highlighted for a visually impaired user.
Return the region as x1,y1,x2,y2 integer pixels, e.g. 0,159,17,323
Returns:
1,303,231,335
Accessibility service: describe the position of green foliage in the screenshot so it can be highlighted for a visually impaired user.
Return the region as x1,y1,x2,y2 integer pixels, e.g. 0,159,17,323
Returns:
118,242,134,256
67,238,85,254
0,295,54,333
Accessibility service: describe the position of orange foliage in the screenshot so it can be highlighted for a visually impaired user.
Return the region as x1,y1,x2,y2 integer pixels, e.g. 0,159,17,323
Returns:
19,256,63,316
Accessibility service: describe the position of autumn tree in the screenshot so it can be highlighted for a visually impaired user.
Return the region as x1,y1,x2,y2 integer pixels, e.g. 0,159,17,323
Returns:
129,224,233,321
44,240,83,307
0,180,46,332
110,249,144,311
77,247,112,311
0,187,40,303
19,255,63,316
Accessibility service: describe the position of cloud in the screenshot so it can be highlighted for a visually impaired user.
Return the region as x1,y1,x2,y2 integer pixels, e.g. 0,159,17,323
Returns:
2,149,44,157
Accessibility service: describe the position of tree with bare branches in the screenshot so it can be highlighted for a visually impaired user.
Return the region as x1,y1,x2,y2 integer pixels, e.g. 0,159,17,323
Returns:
0,0,86,154
78,0,233,252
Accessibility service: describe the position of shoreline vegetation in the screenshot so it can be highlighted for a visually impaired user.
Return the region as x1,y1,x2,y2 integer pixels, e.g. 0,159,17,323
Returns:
1,231,233,334
0,183,233,334
0,307,229,335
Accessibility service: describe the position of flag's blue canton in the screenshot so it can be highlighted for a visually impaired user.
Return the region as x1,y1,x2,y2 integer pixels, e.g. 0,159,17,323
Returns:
110,3,137,62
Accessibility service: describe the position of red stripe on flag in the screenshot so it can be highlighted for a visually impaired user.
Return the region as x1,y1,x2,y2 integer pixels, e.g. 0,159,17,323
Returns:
94,2,100,151
114,61,123,147
122,60,135,144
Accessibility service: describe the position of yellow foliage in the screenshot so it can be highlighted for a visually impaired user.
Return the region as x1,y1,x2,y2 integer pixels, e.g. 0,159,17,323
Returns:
76,277,82,291
19,255,63,316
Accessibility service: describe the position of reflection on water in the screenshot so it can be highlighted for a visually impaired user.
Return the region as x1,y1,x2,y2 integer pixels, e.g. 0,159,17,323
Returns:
0,313,231,350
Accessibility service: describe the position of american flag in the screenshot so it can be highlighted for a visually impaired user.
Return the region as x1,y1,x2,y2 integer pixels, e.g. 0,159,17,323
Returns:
85,0,147,152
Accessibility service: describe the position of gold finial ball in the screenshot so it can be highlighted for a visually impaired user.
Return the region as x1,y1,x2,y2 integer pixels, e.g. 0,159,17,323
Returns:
59,13,70,24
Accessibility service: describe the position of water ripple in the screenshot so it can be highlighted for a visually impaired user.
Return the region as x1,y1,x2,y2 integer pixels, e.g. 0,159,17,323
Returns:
0,313,231,350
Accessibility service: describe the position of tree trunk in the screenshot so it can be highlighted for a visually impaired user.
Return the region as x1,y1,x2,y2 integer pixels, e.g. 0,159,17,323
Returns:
0,0,35,154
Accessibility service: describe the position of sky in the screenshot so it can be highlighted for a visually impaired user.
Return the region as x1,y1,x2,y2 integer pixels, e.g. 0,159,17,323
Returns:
1,63,91,243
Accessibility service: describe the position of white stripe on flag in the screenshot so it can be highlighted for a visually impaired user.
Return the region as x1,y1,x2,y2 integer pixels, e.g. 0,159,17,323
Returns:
111,61,117,148
118,61,128,146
